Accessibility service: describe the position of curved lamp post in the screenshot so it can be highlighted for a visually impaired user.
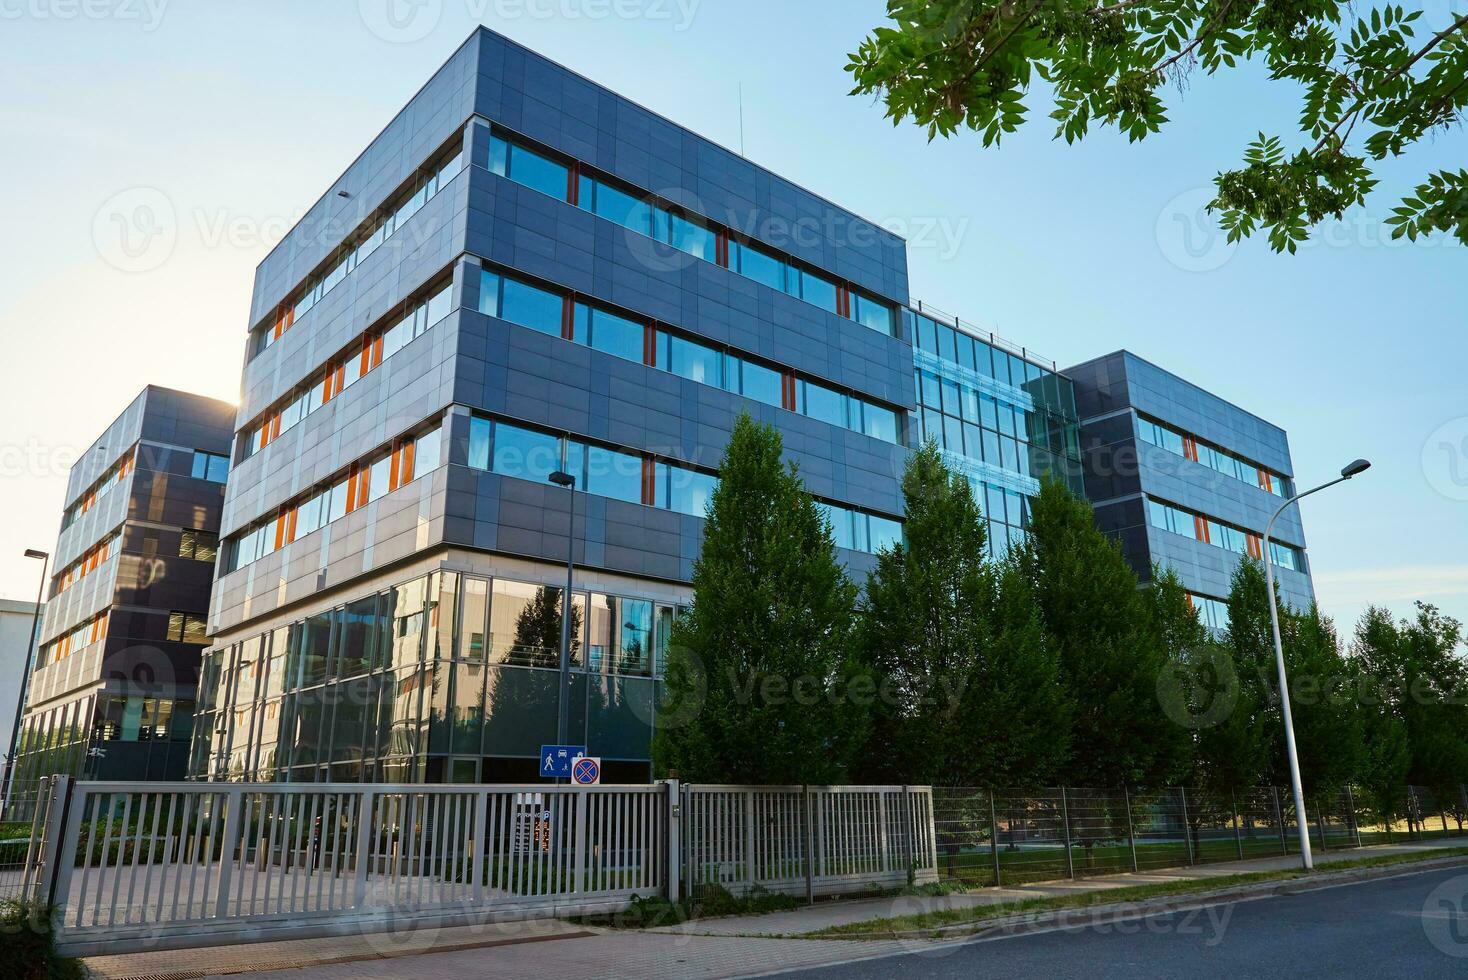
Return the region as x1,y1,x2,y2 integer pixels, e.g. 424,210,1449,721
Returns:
549,468,577,775
1266,458,1371,871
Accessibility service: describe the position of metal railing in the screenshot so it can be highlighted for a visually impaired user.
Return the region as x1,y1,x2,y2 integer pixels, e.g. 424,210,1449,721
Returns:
681,784,937,899
21,777,939,954
934,784,1468,887
24,777,669,954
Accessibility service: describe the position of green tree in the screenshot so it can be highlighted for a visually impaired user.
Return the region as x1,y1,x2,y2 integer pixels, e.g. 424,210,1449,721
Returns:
652,413,863,784
856,441,1070,787
1348,609,1411,824
848,1,1468,250
1351,603,1468,827
1192,559,1278,793
1017,480,1189,787
1277,604,1366,799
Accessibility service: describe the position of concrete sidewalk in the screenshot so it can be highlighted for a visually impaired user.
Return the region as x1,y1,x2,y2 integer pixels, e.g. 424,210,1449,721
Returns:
80,837,1467,980
657,836,1468,937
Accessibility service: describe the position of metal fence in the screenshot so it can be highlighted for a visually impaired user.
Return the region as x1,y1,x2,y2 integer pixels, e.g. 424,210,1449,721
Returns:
934,784,1468,886
0,779,45,902
681,785,937,899
21,777,937,954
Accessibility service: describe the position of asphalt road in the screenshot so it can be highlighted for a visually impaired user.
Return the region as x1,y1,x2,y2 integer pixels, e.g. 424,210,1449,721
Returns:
774,865,1468,980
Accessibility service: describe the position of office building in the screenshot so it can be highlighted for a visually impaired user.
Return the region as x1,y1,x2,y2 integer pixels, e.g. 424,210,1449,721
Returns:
189,28,1304,785
1066,351,1313,628
13,386,233,785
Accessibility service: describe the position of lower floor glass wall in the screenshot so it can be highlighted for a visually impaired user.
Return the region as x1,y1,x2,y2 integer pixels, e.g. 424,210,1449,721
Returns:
190,568,682,785
11,692,194,791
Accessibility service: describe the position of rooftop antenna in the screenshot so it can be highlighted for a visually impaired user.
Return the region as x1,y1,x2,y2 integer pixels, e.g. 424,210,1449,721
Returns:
738,82,746,157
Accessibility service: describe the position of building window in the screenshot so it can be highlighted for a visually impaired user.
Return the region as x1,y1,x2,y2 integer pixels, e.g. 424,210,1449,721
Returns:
191,451,229,483
180,529,219,562
168,612,208,645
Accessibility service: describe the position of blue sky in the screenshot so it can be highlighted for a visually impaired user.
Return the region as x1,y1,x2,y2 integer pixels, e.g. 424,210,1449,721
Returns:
0,0,1463,637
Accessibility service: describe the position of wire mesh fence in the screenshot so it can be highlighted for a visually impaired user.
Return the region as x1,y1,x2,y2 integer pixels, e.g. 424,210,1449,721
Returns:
934,783,1468,887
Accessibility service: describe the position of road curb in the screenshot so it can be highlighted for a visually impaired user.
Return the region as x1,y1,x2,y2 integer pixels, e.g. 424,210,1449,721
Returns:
838,853,1468,942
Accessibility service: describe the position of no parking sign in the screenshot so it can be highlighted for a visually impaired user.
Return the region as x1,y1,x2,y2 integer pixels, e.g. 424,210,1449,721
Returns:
571,757,602,786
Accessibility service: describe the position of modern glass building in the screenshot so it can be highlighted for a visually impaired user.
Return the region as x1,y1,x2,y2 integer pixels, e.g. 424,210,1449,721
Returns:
188,28,1308,785
15,386,234,787
1064,351,1314,626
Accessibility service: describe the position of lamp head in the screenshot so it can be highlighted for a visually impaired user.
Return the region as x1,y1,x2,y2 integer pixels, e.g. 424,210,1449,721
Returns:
1341,459,1372,479
549,471,576,489
23,549,47,560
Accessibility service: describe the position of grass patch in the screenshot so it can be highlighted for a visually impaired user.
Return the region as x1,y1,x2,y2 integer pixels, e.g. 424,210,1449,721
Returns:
811,845,1468,938
571,884,804,930
0,901,85,980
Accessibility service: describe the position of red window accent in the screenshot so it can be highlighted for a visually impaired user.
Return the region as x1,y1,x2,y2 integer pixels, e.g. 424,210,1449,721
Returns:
641,457,657,506
287,507,299,544
270,414,282,440
781,372,797,411
1258,469,1271,491
560,296,575,341
344,465,360,513
567,162,580,205
371,335,385,369
1246,534,1262,559
323,371,335,404
1185,594,1195,611
274,507,290,551
837,284,851,318
643,324,657,367
715,231,729,267
401,441,416,486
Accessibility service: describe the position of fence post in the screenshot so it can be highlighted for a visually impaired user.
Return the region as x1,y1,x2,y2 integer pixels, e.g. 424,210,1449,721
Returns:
28,776,72,908
352,789,376,908
1315,798,1330,852
803,785,815,906
742,790,757,892
1231,790,1244,861
1179,788,1193,866
1273,786,1288,854
878,790,891,875
1344,785,1362,848
664,780,680,904
1123,786,1138,874
212,788,245,919
20,775,51,903
1409,787,1423,841
1059,787,1074,880
573,787,589,895
988,792,1002,888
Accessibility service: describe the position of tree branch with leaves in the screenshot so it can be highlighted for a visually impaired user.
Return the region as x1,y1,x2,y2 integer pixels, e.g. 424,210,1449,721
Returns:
848,0,1468,250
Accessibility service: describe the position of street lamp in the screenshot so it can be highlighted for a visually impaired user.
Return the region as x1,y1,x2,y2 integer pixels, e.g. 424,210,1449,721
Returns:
549,469,577,757
2,549,50,813
1266,458,1371,871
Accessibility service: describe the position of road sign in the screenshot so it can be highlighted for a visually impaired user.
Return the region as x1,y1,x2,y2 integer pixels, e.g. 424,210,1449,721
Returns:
571,757,601,786
539,745,586,779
